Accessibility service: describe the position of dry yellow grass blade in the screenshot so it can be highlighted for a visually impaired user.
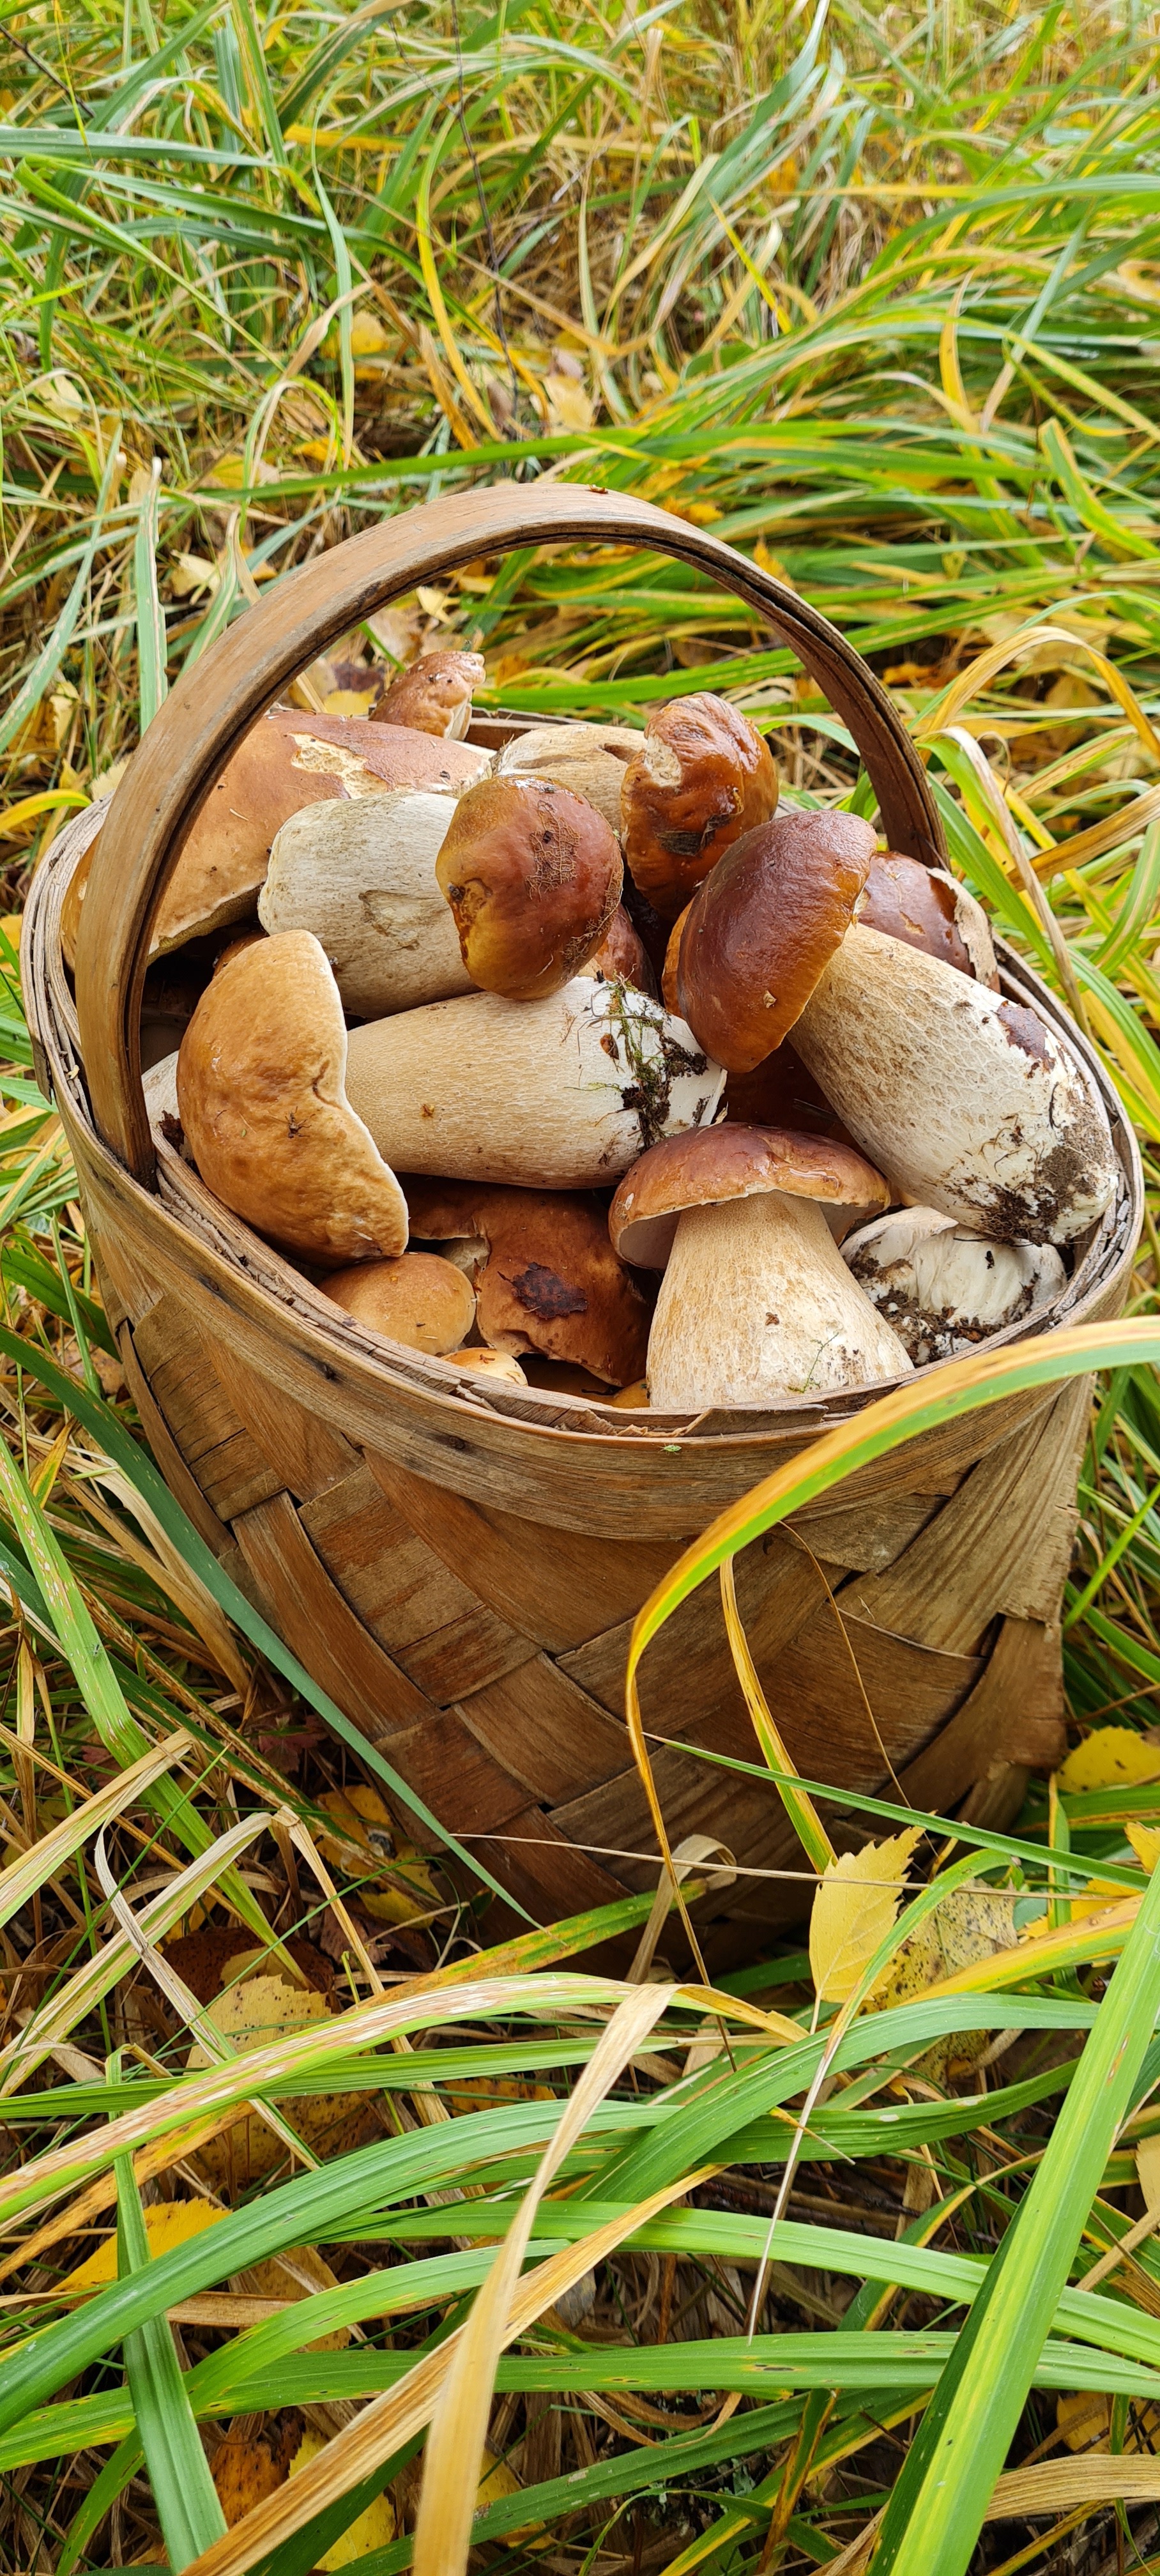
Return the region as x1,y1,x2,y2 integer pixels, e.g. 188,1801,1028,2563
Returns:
989,2458,1160,2511
180,2163,715,2576
412,1982,676,2573
0,1727,192,1924
918,622,1160,765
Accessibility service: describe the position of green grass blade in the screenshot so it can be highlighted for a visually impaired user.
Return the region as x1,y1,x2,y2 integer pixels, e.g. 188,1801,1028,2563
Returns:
115,2156,227,2570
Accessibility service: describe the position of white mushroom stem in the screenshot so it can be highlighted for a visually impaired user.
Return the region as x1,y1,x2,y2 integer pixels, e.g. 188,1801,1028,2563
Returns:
843,1207,1065,1363
646,1192,912,1411
793,922,1117,1245
259,788,473,1016
344,976,724,1189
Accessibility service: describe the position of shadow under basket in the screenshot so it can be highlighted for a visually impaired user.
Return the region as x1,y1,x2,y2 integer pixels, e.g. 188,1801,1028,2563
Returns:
22,484,1144,1974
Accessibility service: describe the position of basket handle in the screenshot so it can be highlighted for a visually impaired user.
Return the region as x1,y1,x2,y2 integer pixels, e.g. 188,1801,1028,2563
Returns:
75,480,945,1181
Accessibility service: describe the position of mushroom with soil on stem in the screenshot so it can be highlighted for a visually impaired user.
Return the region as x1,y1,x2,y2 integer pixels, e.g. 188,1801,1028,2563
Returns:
609,1124,910,1411
494,720,644,836
175,930,408,1264
343,976,724,1189
841,1208,1065,1365
259,786,475,1016
434,775,623,999
321,1251,476,1354
406,1179,653,1386
372,649,485,739
620,693,779,919
61,709,488,970
675,809,1118,1246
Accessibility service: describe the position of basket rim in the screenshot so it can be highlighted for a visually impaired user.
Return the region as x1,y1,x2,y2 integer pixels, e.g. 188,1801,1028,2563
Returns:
26,804,1145,1461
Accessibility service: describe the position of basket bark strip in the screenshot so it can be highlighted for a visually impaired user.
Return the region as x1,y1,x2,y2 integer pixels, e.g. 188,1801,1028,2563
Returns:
23,487,1143,1965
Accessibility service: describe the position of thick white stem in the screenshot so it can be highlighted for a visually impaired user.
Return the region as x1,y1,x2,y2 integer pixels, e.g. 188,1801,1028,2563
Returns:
795,922,1116,1244
344,977,724,1189
646,1192,912,1410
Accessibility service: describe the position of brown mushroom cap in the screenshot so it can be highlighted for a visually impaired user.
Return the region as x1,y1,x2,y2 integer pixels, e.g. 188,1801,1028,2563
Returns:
859,852,983,979
322,1250,475,1353
453,1347,528,1385
621,694,779,919
588,904,657,997
434,775,623,1000
609,1122,890,1269
676,808,878,1073
373,650,485,739
661,904,689,1013
406,1177,652,1385
61,710,488,970
722,1040,859,1149
176,930,408,1264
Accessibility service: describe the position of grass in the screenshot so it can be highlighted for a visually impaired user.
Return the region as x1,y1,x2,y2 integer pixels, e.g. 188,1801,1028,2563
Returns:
3,0,1160,2567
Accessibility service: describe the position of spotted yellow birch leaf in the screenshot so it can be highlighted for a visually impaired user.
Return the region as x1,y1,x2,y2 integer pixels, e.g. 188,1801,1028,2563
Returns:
808,1828,922,2004
1127,1822,1160,1873
1058,1727,1160,1793
288,2427,395,2565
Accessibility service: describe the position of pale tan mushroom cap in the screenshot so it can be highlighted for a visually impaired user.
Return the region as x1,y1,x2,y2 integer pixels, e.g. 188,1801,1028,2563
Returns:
62,710,488,969
176,930,408,1264
609,1122,890,1268
406,1177,652,1385
322,1251,475,1353
374,650,486,739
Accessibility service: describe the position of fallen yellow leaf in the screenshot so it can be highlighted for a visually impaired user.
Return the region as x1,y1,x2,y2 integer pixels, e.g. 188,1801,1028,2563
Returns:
289,2428,396,2564
1058,1726,1160,1794
60,2196,222,2292
808,1828,922,2004
315,1785,441,1924
1127,1821,1160,1873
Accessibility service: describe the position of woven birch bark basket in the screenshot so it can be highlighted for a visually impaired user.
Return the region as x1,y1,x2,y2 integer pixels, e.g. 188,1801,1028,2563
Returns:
21,484,1143,1970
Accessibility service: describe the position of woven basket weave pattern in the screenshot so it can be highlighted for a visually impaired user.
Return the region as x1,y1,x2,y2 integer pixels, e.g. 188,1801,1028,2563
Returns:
23,489,1143,1965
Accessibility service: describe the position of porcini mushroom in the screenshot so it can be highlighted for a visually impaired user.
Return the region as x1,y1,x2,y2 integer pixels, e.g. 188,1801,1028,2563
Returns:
407,1179,652,1385
860,850,998,986
675,808,877,1071
322,1251,475,1353
792,924,1117,1244
434,776,622,999
588,905,657,996
609,1125,908,1410
373,649,485,740
344,977,724,1188
620,694,779,918
176,930,408,1263
842,1208,1065,1364
259,787,473,1016
676,810,1117,1244
494,721,644,836
61,709,488,969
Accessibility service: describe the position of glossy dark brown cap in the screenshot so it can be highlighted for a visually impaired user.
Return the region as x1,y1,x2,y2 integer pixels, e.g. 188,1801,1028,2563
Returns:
859,852,974,976
588,904,658,996
609,1122,890,1267
434,775,623,1000
676,807,877,1073
621,694,779,918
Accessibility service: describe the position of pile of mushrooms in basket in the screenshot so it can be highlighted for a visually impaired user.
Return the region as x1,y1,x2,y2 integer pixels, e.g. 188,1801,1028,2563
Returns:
77,647,1119,1414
